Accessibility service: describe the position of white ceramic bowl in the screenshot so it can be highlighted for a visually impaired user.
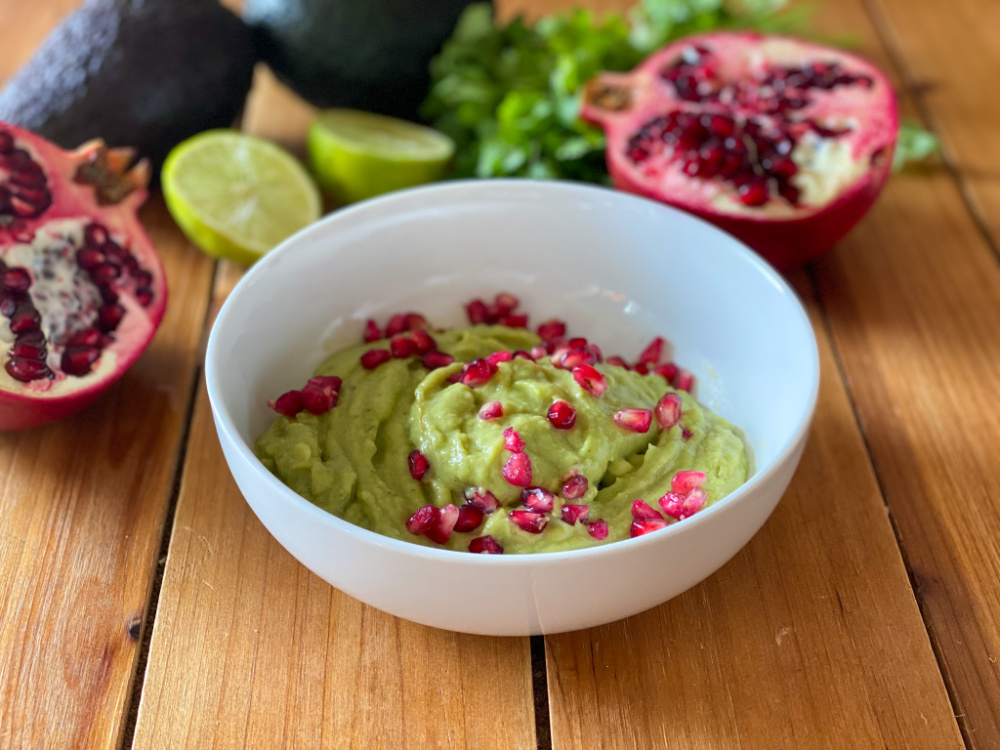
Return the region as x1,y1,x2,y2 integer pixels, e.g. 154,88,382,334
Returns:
206,180,819,636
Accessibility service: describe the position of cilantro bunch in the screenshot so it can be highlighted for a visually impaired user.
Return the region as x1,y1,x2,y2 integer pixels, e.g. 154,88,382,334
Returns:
421,0,938,182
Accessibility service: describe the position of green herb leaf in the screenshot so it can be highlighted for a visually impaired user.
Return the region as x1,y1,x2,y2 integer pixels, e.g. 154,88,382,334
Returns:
893,119,941,172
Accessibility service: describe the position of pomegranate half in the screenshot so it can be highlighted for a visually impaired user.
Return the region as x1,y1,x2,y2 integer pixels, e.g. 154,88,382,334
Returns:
0,122,166,430
581,32,899,269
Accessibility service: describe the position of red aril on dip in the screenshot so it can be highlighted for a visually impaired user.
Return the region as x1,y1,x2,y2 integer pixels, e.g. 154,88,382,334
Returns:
0,122,166,430
581,32,899,269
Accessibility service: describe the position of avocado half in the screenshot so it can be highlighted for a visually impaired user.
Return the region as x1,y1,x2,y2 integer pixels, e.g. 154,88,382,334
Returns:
243,0,487,120
0,0,258,170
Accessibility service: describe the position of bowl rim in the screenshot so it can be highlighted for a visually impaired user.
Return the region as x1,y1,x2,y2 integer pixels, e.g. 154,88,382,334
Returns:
206,178,820,566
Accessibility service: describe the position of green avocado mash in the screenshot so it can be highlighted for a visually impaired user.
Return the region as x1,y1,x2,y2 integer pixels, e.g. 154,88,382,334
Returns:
255,325,749,553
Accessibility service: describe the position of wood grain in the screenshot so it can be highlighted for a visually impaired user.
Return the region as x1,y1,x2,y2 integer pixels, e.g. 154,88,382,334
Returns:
0,196,215,748
0,5,218,747
132,330,536,750
801,0,1000,745
867,0,1000,251
131,70,537,748
545,272,964,750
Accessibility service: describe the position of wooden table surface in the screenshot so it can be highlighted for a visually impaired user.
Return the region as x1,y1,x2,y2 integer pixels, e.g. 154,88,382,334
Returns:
1,0,999,748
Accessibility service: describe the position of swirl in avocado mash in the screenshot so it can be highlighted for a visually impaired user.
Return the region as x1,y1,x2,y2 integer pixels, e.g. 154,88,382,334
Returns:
255,323,749,554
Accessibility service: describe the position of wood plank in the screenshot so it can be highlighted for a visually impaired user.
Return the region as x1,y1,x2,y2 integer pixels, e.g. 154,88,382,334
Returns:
132,71,537,748
799,0,1000,745
132,308,537,750
545,272,964,750
867,0,1000,250
0,2,216,747
0,197,215,748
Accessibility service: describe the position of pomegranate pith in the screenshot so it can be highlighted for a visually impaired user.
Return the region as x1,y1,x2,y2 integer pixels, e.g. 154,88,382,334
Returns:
582,32,899,268
0,123,167,430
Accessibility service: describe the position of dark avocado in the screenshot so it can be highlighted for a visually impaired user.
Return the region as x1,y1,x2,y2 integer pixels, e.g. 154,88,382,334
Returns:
0,0,258,170
243,0,486,121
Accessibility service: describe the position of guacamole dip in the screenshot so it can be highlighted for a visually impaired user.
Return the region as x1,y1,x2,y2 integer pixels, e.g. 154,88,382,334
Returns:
255,323,749,554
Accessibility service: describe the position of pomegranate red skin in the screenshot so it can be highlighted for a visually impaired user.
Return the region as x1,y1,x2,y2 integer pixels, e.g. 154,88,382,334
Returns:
582,32,899,270
0,122,167,431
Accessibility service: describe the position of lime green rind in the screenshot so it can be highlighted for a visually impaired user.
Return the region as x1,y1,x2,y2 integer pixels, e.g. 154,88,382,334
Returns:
162,129,322,265
307,110,455,205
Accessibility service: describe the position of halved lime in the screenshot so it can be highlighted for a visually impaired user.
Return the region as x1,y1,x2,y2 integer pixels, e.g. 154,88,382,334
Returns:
162,130,322,266
308,109,455,204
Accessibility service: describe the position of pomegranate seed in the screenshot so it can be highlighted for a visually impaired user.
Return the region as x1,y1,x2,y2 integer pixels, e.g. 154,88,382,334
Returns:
385,313,408,337
406,505,439,536
84,223,109,247
90,262,121,285
673,369,695,392
66,329,102,348
561,348,596,369
308,375,342,391
9,304,40,333
502,427,525,452
509,510,547,534
466,299,489,324
672,470,706,494
132,269,153,287
300,379,339,414
606,356,630,369
11,338,45,360
454,504,485,533
566,337,587,348
465,489,499,513
521,487,555,513
737,179,769,206
502,451,532,486
659,487,707,520
422,351,454,370
5,356,50,382
61,346,101,376
587,519,609,540
484,303,503,323
512,350,533,360
408,450,430,480
135,287,154,307
426,504,460,544
547,400,577,430
630,519,669,537
561,473,588,500
390,334,415,358
631,499,664,521
633,363,649,375
479,401,503,420
572,365,607,397
97,303,125,332
500,313,528,328
469,535,504,554
494,292,519,315
655,392,683,430
486,350,512,368
561,504,590,525
682,428,694,440
537,319,566,341
446,371,464,384
75,248,104,270
410,329,436,354
2,268,31,294
655,362,679,382
404,313,428,331
269,390,305,417
363,319,382,342
614,408,652,432
461,358,494,387
638,336,665,364
360,348,391,369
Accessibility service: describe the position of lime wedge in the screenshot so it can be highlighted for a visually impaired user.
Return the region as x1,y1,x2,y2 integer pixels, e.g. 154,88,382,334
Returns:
162,130,322,266
308,109,455,204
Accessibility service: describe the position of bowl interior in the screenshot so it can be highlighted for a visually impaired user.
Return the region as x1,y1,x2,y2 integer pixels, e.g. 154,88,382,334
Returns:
208,180,817,508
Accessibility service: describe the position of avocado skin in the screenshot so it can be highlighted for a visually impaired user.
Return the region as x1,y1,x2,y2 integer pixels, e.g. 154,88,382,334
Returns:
244,0,486,121
0,0,258,170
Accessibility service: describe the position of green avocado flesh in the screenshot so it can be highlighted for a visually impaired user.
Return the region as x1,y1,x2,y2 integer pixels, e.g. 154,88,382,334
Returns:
255,325,749,553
